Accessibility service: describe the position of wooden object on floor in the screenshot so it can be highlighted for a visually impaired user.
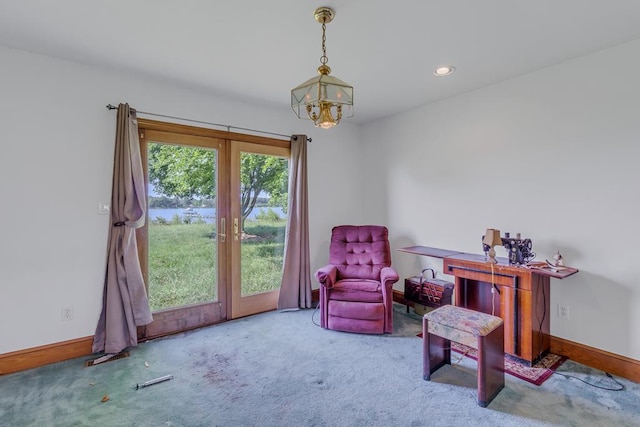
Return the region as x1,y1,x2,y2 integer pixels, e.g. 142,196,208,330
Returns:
423,305,505,407
404,273,454,312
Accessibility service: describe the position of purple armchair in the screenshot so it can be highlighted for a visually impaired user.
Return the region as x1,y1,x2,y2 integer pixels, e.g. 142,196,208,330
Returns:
315,225,399,334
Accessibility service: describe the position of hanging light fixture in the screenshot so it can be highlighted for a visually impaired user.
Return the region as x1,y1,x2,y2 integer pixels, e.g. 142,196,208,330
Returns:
291,7,353,129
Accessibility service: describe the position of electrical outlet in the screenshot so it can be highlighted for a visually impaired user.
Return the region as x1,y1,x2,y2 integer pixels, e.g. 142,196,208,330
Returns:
98,202,111,215
61,306,73,321
558,304,570,320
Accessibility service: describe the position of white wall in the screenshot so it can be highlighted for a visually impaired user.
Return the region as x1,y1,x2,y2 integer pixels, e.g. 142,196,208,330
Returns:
0,45,363,354
361,39,640,360
4,38,639,362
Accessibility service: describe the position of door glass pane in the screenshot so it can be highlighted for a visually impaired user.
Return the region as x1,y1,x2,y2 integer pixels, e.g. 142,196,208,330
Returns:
146,142,218,311
239,152,288,296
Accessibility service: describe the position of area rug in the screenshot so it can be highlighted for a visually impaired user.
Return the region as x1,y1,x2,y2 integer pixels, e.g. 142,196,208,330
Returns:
450,342,568,386
417,333,567,386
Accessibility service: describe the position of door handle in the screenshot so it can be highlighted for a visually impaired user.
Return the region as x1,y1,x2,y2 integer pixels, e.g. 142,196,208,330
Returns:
219,218,226,242
234,218,239,241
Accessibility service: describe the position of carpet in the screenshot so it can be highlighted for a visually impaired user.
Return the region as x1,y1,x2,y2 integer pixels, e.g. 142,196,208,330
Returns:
2,308,639,426
417,333,567,386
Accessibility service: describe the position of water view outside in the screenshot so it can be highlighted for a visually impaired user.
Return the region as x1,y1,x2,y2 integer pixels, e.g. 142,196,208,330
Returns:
148,207,285,224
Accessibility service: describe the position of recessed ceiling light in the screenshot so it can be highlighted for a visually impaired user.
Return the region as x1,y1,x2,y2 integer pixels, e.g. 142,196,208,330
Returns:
434,66,455,76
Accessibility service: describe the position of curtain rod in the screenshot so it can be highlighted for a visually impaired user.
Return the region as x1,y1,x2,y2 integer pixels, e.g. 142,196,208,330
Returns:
105,104,311,142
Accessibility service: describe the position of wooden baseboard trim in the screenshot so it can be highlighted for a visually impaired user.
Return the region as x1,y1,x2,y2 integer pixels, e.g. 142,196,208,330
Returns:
393,289,409,306
550,336,640,383
393,289,640,383
0,336,94,376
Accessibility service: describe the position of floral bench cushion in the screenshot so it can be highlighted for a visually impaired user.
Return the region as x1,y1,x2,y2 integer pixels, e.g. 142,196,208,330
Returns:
424,305,503,350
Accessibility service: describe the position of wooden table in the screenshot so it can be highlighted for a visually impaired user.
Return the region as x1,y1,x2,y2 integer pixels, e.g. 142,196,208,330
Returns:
398,246,578,365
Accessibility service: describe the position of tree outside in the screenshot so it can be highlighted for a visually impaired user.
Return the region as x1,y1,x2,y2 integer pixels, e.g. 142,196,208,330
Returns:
148,143,288,227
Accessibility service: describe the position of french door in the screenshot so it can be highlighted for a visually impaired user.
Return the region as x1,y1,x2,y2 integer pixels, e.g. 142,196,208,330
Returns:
230,141,289,318
136,120,289,339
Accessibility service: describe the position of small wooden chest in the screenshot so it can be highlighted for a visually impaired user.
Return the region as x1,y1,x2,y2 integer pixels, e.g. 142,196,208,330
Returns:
404,268,454,310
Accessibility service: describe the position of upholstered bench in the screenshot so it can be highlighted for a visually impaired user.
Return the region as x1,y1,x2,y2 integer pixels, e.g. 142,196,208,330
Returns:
422,305,505,407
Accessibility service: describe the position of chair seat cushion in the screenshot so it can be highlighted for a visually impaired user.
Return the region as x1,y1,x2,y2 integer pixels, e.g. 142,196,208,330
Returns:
329,279,383,303
328,300,384,321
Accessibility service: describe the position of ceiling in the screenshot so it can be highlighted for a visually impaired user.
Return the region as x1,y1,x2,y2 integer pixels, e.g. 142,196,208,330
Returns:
2,0,640,125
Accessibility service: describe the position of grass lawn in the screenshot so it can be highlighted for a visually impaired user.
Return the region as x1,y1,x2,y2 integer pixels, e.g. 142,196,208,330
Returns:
148,219,286,311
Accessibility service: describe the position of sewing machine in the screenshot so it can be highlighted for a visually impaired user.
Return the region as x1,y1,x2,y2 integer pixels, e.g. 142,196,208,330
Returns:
482,232,535,265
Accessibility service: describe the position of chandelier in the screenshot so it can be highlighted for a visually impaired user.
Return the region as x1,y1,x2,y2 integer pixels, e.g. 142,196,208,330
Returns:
291,7,354,129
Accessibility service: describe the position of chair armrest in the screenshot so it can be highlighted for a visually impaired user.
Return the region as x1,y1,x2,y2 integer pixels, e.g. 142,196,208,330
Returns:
380,266,399,287
380,266,399,305
315,265,338,288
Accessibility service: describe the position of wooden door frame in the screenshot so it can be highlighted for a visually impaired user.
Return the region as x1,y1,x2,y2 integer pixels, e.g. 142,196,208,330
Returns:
137,127,228,339
228,140,290,319
136,119,290,337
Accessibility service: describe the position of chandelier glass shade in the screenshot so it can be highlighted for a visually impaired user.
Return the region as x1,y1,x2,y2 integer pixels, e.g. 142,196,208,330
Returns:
291,7,353,129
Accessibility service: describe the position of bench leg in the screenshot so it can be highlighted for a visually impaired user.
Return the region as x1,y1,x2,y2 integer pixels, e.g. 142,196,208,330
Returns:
476,323,505,407
423,317,450,380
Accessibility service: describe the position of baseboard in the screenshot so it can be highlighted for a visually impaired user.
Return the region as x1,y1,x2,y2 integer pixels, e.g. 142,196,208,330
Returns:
392,289,640,383
4,293,639,383
393,289,409,306
0,336,94,376
550,336,640,383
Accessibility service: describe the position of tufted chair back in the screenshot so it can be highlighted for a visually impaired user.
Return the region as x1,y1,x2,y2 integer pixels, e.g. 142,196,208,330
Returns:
329,225,392,281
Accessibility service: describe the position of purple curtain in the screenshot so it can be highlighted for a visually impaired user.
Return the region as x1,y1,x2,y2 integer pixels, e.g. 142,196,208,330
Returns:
278,135,312,310
92,103,153,355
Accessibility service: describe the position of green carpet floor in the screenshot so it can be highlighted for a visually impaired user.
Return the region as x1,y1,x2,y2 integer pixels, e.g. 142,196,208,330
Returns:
1,304,638,426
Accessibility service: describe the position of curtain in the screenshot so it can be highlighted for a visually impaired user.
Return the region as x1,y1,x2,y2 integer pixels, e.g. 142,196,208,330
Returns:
92,103,153,355
277,135,312,310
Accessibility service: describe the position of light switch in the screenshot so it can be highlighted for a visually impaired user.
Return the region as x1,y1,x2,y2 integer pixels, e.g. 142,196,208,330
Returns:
98,202,111,215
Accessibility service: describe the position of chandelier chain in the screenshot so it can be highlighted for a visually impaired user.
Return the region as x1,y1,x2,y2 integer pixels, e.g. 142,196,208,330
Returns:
320,22,328,65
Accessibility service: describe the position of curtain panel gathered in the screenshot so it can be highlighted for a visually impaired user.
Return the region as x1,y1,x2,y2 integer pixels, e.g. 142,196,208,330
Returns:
278,135,312,310
93,103,153,355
